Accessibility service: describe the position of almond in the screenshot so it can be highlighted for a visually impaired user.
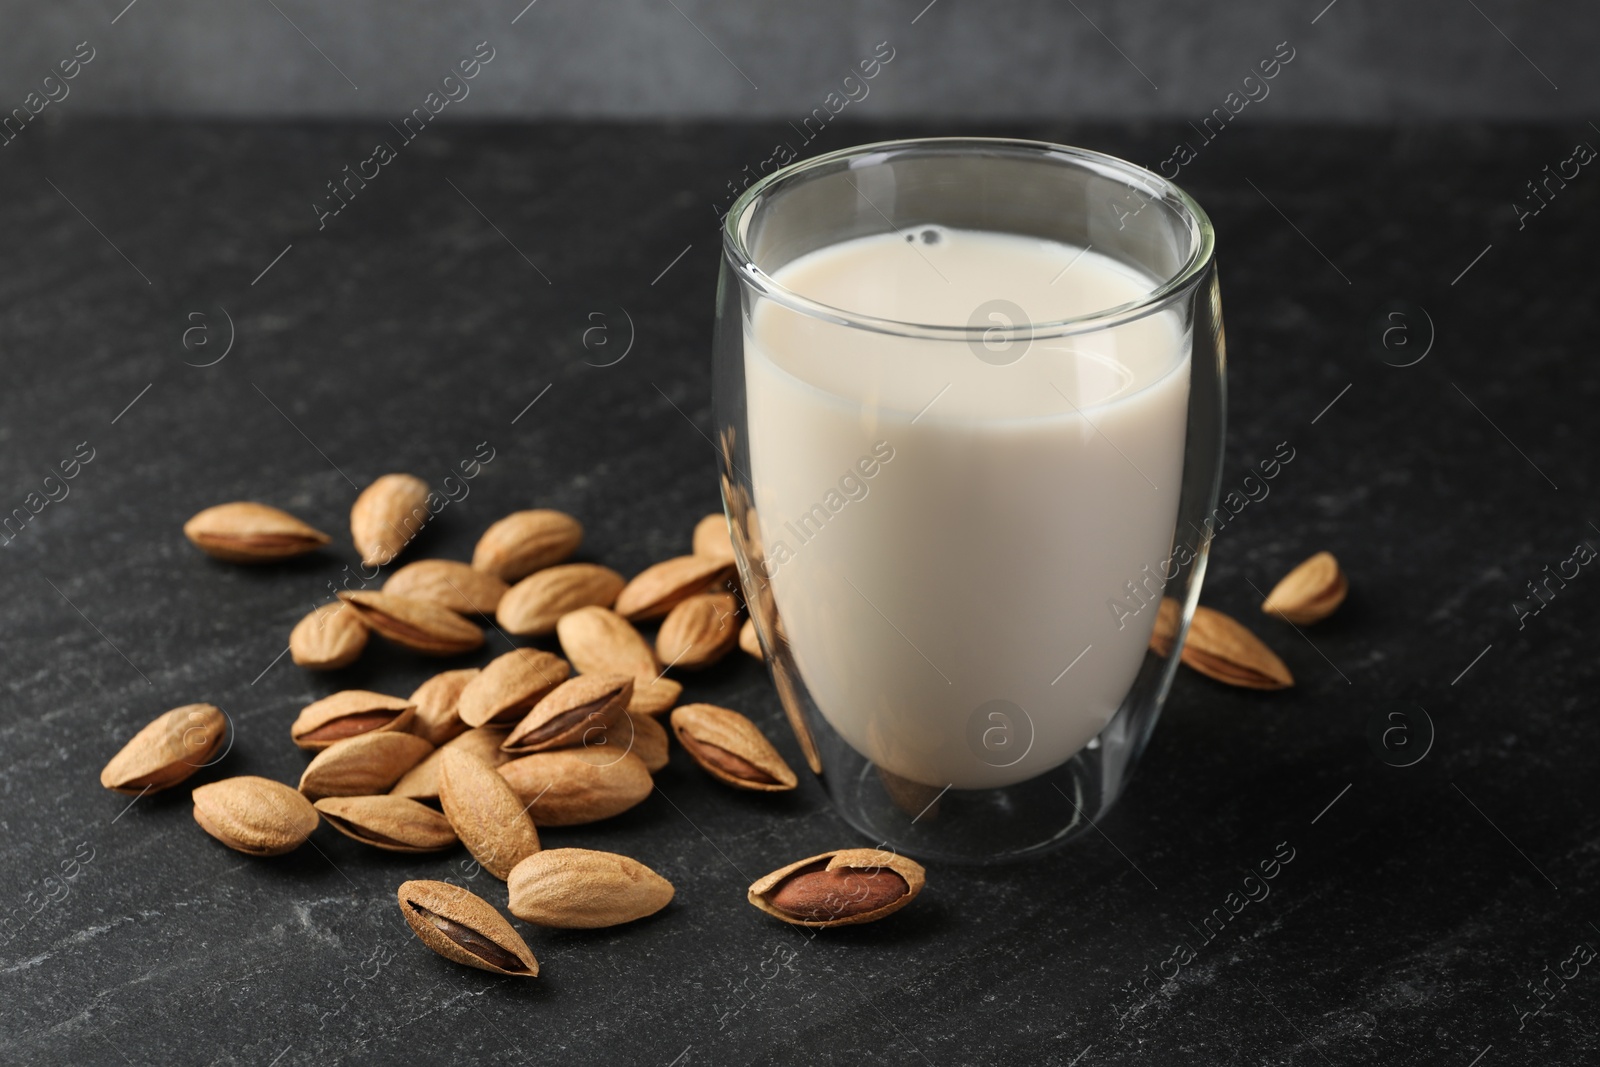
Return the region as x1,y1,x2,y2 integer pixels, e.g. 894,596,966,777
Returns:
192,776,318,856
289,602,368,670
501,674,631,755
670,704,797,792
507,848,673,928
456,649,572,728
692,513,736,564
183,502,329,563
614,555,735,621
351,473,430,568
336,590,485,656
100,703,227,794
407,668,478,746
290,690,414,751
390,726,509,801
1181,606,1294,689
748,849,926,927
314,795,457,852
298,732,434,801
556,606,682,715
1261,551,1348,625
383,559,509,616
497,563,625,636
498,748,654,825
438,749,541,880
656,593,739,670
398,879,538,977
471,509,583,582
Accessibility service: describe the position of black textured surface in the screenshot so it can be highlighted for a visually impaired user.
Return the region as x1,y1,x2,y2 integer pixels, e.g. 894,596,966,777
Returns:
0,119,1596,1066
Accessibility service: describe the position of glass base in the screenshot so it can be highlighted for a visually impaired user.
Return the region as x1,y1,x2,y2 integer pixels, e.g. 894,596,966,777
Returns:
825,744,1109,866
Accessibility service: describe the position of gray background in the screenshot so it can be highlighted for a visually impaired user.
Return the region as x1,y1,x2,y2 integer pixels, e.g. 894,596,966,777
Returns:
3,0,1589,120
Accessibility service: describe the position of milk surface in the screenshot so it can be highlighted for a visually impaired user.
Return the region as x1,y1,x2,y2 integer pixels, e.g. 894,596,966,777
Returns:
745,227,1190,788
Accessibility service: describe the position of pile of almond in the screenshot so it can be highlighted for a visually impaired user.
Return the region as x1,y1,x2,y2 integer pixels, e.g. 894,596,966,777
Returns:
104,477,926,980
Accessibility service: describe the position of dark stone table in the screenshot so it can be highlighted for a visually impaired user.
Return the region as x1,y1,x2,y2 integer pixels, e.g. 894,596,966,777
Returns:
1,119,1595,1066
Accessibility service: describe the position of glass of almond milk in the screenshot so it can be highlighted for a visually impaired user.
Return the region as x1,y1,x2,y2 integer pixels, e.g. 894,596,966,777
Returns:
714,139,1224,863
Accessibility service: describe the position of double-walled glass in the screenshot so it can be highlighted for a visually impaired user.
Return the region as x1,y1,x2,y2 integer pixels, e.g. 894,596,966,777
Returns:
713,138,1225,864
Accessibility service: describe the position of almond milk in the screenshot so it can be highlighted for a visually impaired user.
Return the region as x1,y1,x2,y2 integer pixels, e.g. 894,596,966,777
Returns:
745,227,1190,789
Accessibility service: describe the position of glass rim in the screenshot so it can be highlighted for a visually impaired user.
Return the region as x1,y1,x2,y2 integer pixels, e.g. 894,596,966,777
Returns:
721,136,1216,341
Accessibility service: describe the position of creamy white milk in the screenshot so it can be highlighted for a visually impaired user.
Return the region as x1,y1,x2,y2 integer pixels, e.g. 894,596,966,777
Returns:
745,227,1189,789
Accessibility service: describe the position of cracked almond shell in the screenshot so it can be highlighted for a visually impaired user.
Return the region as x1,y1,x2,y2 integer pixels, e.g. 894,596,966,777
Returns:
456,649,572,728
613,555,735,621
298,732,434,801
336,590,485,656
670,704,796,792
748,849,926,928
501,673,631,755
398,879,538,977
314,795,457,852
290,690,415,751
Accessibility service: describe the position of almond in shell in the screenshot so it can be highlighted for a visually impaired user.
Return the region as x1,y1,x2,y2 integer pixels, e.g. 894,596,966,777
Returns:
438,749,541,880
507,848,673,928
383,559,509,616
499,748,654,825
472,509,583,582
613,555,735,621
692,513,736,564
299,732,434,801
748,849,926,928
192,776,318,856
314,795,457,852
456,649,572,728
337,590,485,656
183,502,329,563
407,668,478,746
100,703,227,794
1180,606,1294,689
670,704,797,792
497,563,625,636
351,473,430,568
1261,551,1348,625
290,690,415,751
656,593,739,669
289,602,369,670
502,673,631,755
398,879,538,977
